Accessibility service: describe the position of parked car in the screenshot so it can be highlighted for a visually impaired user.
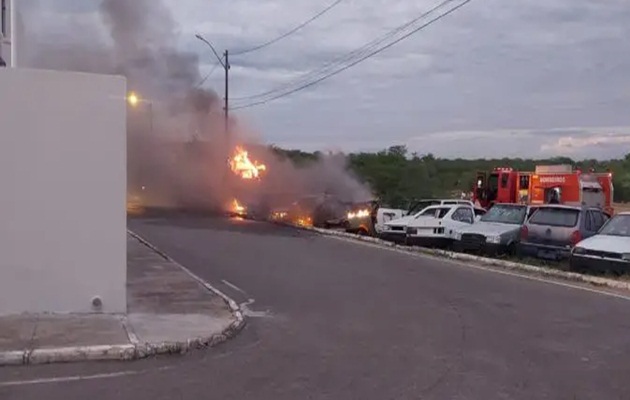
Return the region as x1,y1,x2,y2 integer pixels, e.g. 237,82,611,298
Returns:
403,204,479,248
345,200,380,235
347,198,478,238
453,203,539,256
404,198,476,216
518,205,609,261
274,194,349,228
569,212,630,274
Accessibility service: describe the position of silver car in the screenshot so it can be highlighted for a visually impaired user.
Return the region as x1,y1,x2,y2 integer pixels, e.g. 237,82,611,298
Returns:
519,205,609,261
570,212,630,274
453,203,538,256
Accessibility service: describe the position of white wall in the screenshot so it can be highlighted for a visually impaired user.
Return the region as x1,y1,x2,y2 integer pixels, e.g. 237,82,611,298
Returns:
0,68,127,315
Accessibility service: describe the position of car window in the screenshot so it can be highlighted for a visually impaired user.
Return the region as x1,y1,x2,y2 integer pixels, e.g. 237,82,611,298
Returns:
500,173,509,188
529,207,579,227
408,201,439,214
584,211,594,231
418,208,438,217
474,208,486,216
599,215,630,237
527,207,539,219
452,207,474,224
436,207,451,219
481,205,527,224
593,211,605,229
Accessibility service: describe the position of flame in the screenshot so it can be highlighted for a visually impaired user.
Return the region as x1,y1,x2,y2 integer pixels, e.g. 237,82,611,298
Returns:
229,146,267,180
270,210,288,220
294,216,313,227
230,198,247,216
347,208,370,219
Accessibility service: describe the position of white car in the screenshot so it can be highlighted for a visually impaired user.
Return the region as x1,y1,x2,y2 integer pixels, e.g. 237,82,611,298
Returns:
381,204,479,247
405,204,478,248
570,212,630,274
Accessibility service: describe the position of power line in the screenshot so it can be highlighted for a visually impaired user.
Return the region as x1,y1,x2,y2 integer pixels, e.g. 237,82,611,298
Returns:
231,0,472,110
195,56,224,88
231,0,345,56
231,0,456,102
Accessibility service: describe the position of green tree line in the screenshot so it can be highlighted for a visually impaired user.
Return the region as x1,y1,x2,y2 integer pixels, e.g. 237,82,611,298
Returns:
273,145,630,208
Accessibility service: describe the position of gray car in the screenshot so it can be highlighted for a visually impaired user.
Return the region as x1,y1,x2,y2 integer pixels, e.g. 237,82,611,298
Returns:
519,205,609,261
453,203,537,256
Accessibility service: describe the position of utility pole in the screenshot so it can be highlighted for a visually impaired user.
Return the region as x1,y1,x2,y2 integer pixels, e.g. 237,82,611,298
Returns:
223,49,229,137
194,34,230,137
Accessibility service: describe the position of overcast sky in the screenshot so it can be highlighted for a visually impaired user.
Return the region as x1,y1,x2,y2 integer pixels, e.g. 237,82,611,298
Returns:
17,0,630,159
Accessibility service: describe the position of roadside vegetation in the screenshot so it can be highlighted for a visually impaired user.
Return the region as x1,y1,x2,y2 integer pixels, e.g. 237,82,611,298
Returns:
271,146,630,280
272,146,630,208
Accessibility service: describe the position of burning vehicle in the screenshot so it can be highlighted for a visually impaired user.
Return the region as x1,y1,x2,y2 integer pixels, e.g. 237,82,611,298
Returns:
345,200,379,235
37,0,374,221
270,194,350,228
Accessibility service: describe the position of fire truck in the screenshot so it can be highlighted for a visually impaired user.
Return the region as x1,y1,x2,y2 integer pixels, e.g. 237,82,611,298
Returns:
473,164,614,215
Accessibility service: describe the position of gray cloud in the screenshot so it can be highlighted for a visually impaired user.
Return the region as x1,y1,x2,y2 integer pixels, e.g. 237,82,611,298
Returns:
17,0,630,159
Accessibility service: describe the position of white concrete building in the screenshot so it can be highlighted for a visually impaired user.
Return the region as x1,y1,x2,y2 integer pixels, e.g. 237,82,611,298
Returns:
0,0,14,67
0,67,128,313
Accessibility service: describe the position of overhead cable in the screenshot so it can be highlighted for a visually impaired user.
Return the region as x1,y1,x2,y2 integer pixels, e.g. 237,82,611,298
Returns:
231,0,472,110
232,0,345,56
231,0,457,102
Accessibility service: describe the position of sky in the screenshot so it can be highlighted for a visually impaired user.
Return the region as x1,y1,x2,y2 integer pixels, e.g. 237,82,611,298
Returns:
15,0,630,159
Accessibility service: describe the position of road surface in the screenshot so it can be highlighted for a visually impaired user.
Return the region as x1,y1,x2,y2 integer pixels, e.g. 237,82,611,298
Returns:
2,212,630,399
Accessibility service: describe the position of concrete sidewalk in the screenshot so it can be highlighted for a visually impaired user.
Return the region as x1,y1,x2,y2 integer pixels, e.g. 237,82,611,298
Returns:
0,233,244,365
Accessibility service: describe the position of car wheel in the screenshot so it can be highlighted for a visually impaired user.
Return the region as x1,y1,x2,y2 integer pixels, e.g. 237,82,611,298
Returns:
506,243,517,257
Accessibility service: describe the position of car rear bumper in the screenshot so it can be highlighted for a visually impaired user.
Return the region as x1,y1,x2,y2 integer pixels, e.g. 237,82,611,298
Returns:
519,242,571,260
406,236,453,249
379,232,407,243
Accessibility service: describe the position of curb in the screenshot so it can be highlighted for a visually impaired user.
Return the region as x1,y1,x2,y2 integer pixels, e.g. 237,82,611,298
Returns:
126,229,246,345
0,233,246,366
0,351,25,366
298,225,630,292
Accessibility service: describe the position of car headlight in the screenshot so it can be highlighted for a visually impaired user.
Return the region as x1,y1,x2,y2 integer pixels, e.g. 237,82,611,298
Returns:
486,235,501,244
453,231,462,241
572,247,586,255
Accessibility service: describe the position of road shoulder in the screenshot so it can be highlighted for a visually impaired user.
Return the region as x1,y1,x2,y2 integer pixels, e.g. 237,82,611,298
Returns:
0,233,244,366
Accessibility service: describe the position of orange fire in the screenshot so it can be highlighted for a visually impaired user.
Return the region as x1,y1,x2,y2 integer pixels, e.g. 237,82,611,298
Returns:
294,216,313,227
347,208,370,219
230,198,246,215
229,146,267,180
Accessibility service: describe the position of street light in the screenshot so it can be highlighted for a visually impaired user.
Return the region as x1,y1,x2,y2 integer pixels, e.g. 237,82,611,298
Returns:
127,92,139,107
195,34,230,136
127,91,153,135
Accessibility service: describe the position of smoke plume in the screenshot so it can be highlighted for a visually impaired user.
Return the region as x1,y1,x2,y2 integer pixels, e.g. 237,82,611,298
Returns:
21,0,372,214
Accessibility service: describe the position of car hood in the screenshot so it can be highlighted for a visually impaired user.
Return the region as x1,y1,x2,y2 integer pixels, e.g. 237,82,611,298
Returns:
457,222,520,236
576,235,630,253
385,215,415,227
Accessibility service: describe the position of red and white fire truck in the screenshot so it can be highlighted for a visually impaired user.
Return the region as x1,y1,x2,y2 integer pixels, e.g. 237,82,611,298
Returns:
473,164,614,215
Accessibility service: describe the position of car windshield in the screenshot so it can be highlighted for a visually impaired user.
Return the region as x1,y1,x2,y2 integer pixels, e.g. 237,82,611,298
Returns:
480,205,527,224
529,207,579,227
599,215,630,237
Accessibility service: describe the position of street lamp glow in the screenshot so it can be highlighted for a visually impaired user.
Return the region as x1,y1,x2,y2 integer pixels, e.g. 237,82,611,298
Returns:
127,92,139,106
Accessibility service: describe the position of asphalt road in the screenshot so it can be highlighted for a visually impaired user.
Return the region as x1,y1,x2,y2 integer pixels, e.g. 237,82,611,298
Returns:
2,213,630,399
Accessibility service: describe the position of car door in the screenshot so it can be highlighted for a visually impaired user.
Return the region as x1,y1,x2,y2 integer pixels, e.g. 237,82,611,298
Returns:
591,210,607,233
583,210,601,239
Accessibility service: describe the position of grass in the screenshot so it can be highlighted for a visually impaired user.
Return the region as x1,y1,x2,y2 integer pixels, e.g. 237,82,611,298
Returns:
614,202,630,213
